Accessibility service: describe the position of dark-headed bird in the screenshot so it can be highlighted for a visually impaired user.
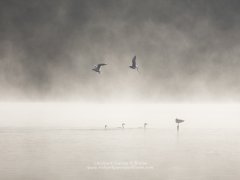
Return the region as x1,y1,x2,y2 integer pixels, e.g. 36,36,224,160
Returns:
92,63,107,74
129,56,138,71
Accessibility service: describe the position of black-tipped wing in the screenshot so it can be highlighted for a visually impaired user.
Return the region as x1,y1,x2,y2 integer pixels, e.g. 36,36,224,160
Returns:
132,56,136,67
97,63,107,70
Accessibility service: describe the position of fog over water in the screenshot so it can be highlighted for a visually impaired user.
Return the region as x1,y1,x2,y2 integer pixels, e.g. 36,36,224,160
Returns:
1,2,240,179
1,0,240,102
0,103,239,128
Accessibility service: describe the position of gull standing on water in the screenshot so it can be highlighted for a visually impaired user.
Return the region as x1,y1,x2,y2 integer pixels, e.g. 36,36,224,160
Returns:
144,123,148,129
129,56,139,72
175,118,185,131
92,63,107,74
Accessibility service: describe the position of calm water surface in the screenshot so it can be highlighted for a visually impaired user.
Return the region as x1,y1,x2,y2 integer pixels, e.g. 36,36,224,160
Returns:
0,128,239,180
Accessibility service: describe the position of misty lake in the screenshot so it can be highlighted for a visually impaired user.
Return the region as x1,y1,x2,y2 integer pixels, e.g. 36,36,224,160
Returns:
0,128,239,180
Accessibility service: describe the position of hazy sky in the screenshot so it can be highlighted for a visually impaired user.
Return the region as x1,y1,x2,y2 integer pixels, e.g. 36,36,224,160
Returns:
1,0,240,102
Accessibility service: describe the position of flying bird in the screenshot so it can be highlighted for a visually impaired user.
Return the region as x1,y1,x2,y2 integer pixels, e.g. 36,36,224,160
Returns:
129,56,139,71
92,63,107,74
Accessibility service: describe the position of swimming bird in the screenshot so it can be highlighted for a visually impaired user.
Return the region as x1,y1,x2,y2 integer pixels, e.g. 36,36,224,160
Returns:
129,56,139,71
144,123,148,129
122,123,125,129
92,63,107,74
